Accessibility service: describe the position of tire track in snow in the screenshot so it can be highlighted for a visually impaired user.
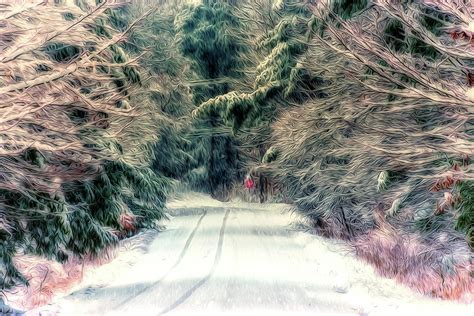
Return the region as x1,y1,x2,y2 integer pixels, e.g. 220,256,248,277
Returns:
158,208,231,315
113,210,208,309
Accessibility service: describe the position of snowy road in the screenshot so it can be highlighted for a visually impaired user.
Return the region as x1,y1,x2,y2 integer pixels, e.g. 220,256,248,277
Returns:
31,194,473,315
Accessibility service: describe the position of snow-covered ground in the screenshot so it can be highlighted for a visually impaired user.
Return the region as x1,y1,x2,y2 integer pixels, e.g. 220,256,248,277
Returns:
29,193,473,315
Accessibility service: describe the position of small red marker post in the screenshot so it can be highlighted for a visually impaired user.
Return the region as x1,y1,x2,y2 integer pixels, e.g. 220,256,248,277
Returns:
244,176,254,191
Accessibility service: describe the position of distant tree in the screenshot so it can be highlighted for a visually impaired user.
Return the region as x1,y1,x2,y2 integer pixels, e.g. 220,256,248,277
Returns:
175,0,246,199
187,0,325,201
191,0,320,130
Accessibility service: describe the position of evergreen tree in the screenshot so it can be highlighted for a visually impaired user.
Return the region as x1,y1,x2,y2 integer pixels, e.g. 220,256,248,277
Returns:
191,0,319,131
175,0,245,199
184,0,326,200
0,0,168,291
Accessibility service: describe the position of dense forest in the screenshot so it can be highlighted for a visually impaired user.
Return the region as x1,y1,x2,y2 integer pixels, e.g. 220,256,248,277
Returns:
0,0,472,303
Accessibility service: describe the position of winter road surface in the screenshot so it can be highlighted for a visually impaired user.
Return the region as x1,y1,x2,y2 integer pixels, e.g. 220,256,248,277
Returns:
31,193,473,316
